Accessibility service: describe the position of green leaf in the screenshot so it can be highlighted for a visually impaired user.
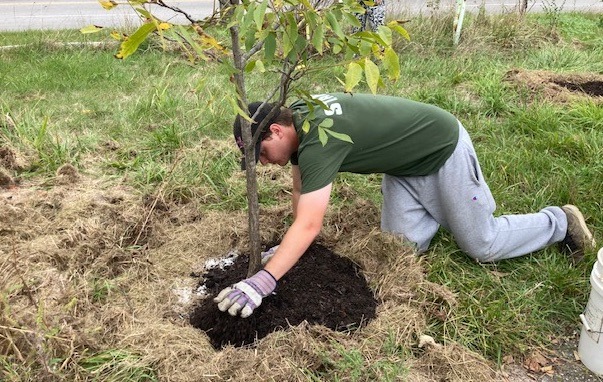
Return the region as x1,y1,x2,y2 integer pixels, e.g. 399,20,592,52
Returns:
244,27,256,51
382,47,400,81
255,60,266,73
300,0,314,9
241,2,256,33
170,25,208,61
264,31,276,61
325,129,354,143
245,60,266,73
286,12,299,44
358,38,372,55
325,11,344,39
135,8,153,21
364,57,380,94
115,22,156,59
309,15,324,54
283,31,294,58
319,118,333,128
312,25,325,54
231,99,254,123
343,11,362,28
376,25,392,46
291,35,307,61
244,60,256,72
306,9,318,27
228,6,246,28
302,119,311,133
332,42,342,54
282,13,298,57
254,0,269,30
318,127,328,146
345,62,363,92
80,25,103,34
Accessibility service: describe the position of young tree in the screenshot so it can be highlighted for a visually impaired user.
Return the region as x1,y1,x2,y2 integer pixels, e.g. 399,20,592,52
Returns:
88,0,408,276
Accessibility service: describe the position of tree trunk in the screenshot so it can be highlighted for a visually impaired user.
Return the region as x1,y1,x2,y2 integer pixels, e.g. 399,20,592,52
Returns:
229,24,263,277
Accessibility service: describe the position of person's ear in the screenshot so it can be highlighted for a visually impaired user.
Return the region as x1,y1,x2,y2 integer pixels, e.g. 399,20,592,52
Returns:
269,123,283,137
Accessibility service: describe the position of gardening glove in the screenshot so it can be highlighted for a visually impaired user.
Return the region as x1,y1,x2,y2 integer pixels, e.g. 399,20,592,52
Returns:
214,269,277,318
261,245,279,265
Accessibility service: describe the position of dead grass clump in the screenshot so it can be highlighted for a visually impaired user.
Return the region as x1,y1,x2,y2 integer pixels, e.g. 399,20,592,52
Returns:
0,146,19,170
55,163,79,185
413,337,496,381
0,167,16,188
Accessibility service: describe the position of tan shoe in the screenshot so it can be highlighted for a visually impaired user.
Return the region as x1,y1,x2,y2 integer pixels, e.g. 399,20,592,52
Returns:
560,204,596,262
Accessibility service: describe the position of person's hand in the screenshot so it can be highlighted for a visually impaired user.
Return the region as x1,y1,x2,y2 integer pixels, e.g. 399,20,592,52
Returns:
213,269,277,318
261,245,279,265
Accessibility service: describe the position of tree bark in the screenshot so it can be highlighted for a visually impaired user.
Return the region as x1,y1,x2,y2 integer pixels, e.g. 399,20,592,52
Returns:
229,23,263,277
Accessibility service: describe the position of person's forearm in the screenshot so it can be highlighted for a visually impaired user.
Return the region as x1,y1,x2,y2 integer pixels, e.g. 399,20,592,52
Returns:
263,219,320,280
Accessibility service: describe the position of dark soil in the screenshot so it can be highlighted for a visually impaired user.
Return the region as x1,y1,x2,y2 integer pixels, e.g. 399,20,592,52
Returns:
554,80,603,97
189,243,378,349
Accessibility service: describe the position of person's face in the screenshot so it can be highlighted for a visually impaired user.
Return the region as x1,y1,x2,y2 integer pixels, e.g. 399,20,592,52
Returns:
258,125,290,166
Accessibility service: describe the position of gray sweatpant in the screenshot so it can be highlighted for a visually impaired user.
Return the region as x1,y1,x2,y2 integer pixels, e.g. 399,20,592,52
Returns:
381,122,567,262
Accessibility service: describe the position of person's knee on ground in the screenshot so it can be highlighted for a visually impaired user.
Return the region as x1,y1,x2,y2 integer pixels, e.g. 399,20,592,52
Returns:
457,244,496,263
453,230,500,263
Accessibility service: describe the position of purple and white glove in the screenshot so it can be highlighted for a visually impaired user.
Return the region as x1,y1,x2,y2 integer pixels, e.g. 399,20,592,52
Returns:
213,269,277,318
261,245,279,265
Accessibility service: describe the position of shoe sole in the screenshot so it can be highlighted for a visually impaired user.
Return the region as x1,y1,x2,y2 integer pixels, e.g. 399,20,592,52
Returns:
563,204,596,248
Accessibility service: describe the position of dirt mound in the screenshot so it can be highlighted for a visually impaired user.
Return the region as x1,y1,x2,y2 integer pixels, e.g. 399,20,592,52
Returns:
190,243,378,349
505,69,603,103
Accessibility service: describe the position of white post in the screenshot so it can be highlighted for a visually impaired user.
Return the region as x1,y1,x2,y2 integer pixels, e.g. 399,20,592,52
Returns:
453,0,466,45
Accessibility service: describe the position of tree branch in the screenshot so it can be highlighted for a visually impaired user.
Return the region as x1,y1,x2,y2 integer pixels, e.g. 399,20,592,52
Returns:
153,0,199,24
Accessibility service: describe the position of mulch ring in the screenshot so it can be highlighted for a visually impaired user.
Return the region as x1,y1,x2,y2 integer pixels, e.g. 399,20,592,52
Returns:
189,243,378,349
504,69,603,102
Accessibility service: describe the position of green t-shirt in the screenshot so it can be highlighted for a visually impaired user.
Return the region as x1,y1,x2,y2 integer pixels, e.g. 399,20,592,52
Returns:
289,93,460,194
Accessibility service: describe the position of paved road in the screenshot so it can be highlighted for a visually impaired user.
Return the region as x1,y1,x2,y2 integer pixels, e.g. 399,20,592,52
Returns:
1,0,602,32
408,0,603,13
1,0,218,32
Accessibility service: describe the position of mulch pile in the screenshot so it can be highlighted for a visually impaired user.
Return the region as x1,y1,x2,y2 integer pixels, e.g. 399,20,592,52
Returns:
190,243,378,349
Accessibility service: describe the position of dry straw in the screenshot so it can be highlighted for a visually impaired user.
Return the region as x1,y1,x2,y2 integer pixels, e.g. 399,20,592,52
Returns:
1,140,496,381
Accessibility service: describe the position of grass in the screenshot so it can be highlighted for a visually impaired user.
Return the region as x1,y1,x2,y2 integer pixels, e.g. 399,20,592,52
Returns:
1,9,603,380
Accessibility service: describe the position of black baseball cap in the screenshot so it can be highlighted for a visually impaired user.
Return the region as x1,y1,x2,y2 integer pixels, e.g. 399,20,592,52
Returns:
233,102,280,170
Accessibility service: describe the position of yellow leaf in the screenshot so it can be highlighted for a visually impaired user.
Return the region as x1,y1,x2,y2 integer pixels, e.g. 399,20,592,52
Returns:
158,22,171,31
80,25,103,34
364,57,380,94
110,30,125,41
344,62,363,92
382,47,400,81
200,34,227,54
193,24,227,54
387,21,410,41
98,0,118,10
